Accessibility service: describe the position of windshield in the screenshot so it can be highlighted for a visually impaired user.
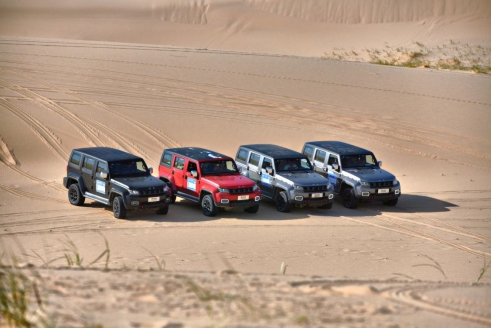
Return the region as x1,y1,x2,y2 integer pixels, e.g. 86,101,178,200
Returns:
341,154,378,168
200,160,239,176
275,157,313,172
109,160,149,178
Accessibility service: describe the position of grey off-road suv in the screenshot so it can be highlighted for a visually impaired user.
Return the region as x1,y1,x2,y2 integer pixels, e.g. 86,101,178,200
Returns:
301,141,401,209
63,147,172,218
235,144,334,212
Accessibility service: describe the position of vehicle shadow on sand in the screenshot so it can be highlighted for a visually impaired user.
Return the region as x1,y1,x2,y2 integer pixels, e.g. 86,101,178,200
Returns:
91,193,457,222
306,193,458,218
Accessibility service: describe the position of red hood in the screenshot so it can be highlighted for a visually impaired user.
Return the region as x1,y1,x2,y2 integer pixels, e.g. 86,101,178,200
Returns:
203,175,255,188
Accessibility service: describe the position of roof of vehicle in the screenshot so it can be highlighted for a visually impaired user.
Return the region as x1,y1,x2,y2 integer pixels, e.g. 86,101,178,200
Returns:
73,147,141,162
165,147,231,161
240,144,306,159
305,141,372,155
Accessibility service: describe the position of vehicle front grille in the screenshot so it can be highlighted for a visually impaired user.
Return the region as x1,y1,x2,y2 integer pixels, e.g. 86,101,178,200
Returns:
140,188,166,196
370,181,392,188
303,185,328,192
229,187,253,194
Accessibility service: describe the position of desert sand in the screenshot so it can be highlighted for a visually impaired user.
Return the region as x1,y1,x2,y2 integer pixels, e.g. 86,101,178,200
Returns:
0,0,491,327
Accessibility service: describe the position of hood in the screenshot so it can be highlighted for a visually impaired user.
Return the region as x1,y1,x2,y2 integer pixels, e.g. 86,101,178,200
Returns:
203,175,255,188
277,171,329,186
112,175,166,189
343,167,395,182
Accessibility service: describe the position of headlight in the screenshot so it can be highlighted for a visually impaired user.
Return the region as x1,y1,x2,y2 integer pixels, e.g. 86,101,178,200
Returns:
252,184,259,191
129,190,140,195
218,187,230,193
294,185,303,190
360,181,370,186
393,179,399,186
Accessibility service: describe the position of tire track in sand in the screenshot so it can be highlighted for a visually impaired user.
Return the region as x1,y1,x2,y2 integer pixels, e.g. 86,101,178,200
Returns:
0,97,68,161
383,284,491,326
4,67,181,150
0,133,66,192
0,77,103,147
341,215,491,259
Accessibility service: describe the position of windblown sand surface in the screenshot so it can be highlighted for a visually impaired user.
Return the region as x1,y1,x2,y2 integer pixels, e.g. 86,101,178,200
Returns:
1,0,491,327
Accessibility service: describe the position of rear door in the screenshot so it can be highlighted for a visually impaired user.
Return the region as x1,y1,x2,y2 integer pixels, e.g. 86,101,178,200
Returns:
81,156,95,193
172,155,186,192
259,156,274,197
313,149,328,177
247,152,261,184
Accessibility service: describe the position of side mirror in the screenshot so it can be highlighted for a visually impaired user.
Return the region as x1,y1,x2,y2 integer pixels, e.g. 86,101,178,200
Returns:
378,161,382,167
332,163,340,172
149,167,154,174
100,172,108,179
266,166,274,175
190,170,198,178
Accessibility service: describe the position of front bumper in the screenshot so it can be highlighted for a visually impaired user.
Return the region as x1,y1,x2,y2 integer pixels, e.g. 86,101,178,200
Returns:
356,184,401,202
123,193,172,211
214,190,262,208
289,190,335,207
215,198,260,208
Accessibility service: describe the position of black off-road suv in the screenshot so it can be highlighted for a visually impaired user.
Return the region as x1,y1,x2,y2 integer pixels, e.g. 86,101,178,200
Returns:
63,147,172,218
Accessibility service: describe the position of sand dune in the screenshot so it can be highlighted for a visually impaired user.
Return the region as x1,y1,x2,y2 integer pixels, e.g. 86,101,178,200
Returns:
1,0,491,327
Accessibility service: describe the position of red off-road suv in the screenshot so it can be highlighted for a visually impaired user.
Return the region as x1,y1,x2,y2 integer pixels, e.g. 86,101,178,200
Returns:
159,147,261,216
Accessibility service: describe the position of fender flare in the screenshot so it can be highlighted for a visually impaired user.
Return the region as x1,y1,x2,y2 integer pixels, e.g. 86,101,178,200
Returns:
66,173,87,193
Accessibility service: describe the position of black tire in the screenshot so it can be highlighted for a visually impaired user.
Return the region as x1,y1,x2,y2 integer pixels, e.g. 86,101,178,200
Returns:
201,194,218,217
244,204,259,213
68,183,85,206
113,196,127,219
342,187,358,209
275,190,292,213
318,202,333,210
156,206,169,215
170,194,177,204
383,198,398,206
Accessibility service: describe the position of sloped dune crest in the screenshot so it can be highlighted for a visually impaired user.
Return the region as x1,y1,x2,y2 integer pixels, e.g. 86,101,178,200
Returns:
245,0,491,23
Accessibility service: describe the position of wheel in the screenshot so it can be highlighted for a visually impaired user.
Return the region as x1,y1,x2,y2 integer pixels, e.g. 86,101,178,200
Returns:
68,183,85,206
170,194,177,204
156,206,169,215
113,196,127,219
244,204,259,213
342,187,358,209
275,190,292,213
317,202,333,210
383,198,398,206
201,194,218,217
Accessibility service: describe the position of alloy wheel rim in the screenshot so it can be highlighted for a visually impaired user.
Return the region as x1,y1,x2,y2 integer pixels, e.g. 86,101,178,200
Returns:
69,188,77,203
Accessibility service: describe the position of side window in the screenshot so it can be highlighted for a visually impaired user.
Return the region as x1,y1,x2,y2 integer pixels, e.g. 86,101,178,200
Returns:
136,161,147,172
248,153,260,167
314,150,326,163
161,152,172,167
303,146,313,159
262,157,272,170
174,157,185,170
70,153,81,166
237,149,248,162
83,157,95,171
187,161,197,172
328,154,339,166
96,161,108,173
